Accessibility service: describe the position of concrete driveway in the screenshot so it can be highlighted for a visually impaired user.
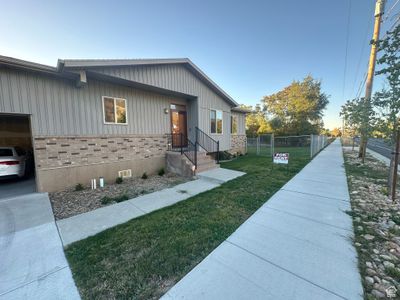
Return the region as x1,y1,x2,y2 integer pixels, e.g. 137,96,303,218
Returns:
0,177,36,200
0,193,80,300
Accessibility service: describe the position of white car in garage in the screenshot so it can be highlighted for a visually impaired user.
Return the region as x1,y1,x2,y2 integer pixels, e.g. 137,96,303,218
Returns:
0,147,27,178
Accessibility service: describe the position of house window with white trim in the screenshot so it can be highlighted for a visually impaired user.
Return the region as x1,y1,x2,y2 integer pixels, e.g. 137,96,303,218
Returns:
210,109,223,134
231,115,238,134
103,96,127,124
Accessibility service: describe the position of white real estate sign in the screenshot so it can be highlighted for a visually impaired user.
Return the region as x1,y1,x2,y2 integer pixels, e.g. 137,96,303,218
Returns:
273,153,289,164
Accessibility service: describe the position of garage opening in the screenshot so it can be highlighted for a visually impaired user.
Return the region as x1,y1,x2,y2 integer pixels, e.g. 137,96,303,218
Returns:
0,114,36,199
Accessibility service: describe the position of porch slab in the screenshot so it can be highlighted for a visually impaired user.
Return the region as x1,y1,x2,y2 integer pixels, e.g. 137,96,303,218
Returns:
57,168,244,246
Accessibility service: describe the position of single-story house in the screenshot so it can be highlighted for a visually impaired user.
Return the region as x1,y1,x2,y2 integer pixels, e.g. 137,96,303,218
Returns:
0,56,247,192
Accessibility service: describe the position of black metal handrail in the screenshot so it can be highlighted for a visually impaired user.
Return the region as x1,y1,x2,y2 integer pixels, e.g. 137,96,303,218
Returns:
195,126,220,163
182,138,197,169
166,133,197,169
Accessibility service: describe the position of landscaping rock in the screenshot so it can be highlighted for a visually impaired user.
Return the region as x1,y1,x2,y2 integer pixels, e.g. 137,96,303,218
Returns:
343,149,400,300
371,289,385,298
49,173,188,220
365,276,374,285
364,234,375,241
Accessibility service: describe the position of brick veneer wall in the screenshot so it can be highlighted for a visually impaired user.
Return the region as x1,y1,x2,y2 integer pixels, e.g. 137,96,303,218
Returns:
34,134,168,169
230,135,247,154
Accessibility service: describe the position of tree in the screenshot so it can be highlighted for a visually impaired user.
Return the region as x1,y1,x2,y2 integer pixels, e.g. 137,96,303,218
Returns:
262,76,329,135
340,97,375,141
243,104,272,137
321,128,332,136
374,23,400,196
331,128,342,137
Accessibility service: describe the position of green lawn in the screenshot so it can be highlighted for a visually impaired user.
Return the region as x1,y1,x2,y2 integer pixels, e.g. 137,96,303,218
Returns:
247,145,311,158
65,148,310,300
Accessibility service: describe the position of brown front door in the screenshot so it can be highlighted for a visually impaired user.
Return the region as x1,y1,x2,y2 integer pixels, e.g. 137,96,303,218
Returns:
170,104,188,148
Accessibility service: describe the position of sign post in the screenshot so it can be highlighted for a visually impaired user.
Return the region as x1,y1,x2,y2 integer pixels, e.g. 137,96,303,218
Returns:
273,152,289,174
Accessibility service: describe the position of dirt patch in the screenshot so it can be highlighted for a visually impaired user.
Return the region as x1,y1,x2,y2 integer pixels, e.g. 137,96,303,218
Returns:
49,173,189,220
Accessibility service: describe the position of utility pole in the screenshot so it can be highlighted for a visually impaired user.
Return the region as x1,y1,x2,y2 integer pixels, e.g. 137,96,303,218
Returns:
359,0,386,163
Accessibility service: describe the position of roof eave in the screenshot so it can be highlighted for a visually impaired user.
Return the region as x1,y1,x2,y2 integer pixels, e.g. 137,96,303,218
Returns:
62,58,239,107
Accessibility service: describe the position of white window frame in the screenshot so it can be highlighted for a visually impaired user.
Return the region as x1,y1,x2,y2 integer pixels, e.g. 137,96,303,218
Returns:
231,115,238,135
210,109,223,135
102,96,128,125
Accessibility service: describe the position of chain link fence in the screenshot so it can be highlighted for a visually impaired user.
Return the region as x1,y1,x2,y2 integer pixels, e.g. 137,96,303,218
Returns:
246,134,274,156
310,135,329,157
246,134,329,158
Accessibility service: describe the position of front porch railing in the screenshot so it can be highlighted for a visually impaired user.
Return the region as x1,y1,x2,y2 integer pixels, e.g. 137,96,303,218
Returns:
195,127,220,163
167,133,197,169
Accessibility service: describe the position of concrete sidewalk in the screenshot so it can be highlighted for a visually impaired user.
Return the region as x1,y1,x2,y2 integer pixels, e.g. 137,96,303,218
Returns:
57,168,245,246
162,140,363,300
0,193,80,300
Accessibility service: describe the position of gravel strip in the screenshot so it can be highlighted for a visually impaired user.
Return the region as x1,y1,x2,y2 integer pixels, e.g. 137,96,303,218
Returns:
49,173,189,220
344,149,400,299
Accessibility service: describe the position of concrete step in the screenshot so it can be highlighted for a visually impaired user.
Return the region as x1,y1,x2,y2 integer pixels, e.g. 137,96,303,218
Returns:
196,163,219,173
197,156,215,162
197,159,216,167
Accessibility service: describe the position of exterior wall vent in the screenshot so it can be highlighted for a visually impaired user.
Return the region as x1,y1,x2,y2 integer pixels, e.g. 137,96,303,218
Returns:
118,169,132,178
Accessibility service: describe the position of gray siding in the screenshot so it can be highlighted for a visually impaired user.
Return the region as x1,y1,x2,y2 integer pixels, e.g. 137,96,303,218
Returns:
0,68,191,136
93,64,233,150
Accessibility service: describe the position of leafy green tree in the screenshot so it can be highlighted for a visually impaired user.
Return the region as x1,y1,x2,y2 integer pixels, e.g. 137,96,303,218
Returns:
374,23,400,193
374,23,400,142
262,76,329,135
340,97,375,142
321,128,331,136
243,104,272,136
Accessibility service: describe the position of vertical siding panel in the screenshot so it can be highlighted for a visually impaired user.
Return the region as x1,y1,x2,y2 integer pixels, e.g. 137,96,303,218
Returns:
5,72,14,112
15,73,23,112
0,72,5,112
20,73,29,113
29,76,39,135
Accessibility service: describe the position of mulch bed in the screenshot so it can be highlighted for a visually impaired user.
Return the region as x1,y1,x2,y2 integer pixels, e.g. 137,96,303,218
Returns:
49,173,188,220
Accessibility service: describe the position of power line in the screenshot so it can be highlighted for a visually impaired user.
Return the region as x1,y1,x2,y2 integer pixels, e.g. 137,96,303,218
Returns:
351,2,375,98
342,0,352,101
384,0,400,21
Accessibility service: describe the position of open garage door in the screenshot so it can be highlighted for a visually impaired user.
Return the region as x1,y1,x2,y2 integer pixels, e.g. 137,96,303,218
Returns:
0,114,36,199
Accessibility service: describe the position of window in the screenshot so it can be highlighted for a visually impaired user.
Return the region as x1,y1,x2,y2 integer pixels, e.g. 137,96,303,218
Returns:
231,115,238,134
102,96,127,124
210,109,223,134
0,148,13,156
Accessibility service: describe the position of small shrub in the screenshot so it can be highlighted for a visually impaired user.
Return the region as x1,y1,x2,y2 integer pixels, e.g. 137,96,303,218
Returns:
158,168,165,176
115,177,123,184
75,183,84,191
101,194,129,205
141,172,148,179
380,186,388,196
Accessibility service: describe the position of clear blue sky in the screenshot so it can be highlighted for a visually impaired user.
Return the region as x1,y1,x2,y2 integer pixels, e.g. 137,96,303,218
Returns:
1,0,399,129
